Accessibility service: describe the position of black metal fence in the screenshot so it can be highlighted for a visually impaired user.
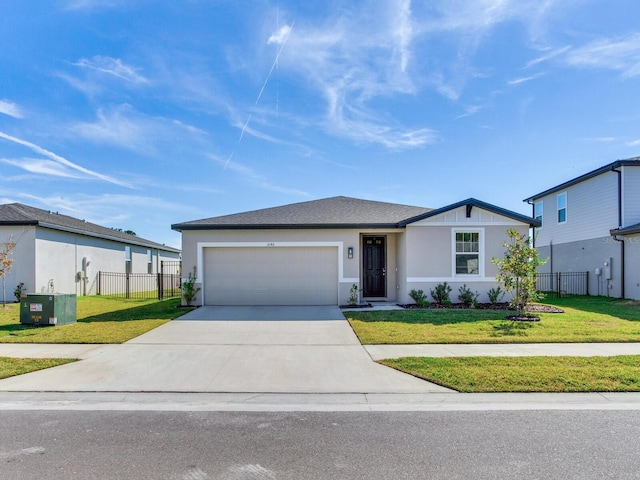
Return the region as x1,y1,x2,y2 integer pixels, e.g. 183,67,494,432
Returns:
536,271,589,297
98,261,182,300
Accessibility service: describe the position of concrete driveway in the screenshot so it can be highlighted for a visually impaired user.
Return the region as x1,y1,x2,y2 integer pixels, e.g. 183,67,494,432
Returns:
0,306,452,394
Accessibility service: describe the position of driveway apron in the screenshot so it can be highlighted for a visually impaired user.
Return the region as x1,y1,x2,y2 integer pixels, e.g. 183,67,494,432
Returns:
0,306,451,394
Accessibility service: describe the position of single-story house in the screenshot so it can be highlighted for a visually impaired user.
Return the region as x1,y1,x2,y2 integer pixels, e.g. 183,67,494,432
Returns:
171,196,539,306
0,203,181,301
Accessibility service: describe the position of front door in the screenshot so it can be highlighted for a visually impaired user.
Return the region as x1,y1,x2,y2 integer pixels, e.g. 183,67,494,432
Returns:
363,236,386,297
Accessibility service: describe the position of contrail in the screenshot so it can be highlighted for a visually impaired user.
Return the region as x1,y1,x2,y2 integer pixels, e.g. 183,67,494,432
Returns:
256,21,294,105
224,21,294,171
0,130,132,188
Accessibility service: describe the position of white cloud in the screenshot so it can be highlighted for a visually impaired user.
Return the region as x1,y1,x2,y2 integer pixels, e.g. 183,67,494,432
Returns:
626,140,640,147
211,155,309,197
526,46,571,68
74,56,148,84
1,158,87,179
565,33,640,77
0,130,131,187
268,25,292,45
71,104,206,154
507,73,544,85
0,99,24,119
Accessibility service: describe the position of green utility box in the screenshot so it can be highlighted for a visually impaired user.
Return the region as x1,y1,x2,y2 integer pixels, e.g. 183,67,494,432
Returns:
20,294,77,326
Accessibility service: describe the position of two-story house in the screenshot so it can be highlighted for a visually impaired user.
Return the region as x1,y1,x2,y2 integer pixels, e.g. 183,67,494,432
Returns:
523,157,640,300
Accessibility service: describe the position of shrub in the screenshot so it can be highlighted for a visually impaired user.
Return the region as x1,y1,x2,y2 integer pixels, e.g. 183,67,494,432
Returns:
348,283,362,305
409,289,430,306
430,282,452,305
13,282,25,302
181,267,201,307
458,284,479,307
487,286,505,304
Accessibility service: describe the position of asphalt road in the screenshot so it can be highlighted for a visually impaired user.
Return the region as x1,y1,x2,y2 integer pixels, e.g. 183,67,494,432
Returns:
2,410,640,479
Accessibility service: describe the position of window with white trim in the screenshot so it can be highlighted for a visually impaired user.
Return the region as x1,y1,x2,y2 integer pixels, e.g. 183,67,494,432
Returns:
534,201,543,227
455,231,480,275
147,249,153,274
125,246,132,274
557,192,567,223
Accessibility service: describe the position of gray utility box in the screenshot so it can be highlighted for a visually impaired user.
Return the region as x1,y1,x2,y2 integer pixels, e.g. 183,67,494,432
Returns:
20,294,77,326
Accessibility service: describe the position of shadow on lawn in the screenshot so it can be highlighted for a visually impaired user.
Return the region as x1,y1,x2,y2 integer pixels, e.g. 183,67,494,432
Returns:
542,295,640,322
491,320,534,337
79,298,186,323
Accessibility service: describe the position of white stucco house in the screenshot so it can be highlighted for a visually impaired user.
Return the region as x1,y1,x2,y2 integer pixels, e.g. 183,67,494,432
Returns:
171,196,539,306
0,203,181,302
523,156,640,299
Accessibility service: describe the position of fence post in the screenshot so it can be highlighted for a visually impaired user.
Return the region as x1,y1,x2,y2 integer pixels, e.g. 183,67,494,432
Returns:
585,270,589,296
125,273,130,299
556,272,561,298
98,271,101,295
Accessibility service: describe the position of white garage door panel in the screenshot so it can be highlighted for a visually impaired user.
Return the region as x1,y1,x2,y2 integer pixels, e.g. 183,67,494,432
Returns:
204,247,338,305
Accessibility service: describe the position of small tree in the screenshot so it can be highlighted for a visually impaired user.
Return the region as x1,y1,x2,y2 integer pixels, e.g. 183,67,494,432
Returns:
0,238,17,307
181,267,201,307
492,229,547,317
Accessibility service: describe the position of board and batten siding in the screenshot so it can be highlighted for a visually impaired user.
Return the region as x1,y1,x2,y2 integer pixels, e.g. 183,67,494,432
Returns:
534,171,619,247
623,165,640,227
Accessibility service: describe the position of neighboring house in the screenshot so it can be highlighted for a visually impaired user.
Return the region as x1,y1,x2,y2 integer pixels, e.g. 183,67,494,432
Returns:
523,157,640,299
0,203,181,301
171,196,539,306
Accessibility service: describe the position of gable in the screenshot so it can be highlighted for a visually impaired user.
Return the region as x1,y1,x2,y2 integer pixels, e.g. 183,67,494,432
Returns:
408,205,527,227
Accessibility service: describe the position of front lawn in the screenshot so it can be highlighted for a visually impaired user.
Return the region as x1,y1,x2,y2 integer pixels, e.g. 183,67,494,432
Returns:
381,355,640,392
0,296,190,343
347,296,640,344
0,356,77,380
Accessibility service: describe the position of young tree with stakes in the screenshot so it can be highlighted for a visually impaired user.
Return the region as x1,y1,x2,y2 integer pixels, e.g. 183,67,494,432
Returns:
492,229,547,318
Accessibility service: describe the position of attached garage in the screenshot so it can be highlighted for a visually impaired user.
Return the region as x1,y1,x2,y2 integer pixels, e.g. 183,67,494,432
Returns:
203,246,339,305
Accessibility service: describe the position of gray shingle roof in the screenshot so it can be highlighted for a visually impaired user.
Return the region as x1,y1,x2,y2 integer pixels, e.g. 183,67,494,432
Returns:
611,223,640,236
172,196,432,230
172,196,539,230
0,203,180,253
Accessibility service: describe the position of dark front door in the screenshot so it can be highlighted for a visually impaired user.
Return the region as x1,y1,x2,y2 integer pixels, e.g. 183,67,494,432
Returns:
363,236,386,297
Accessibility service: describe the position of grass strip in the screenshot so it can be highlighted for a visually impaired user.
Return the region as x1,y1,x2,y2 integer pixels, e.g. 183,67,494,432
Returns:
381,355,640,392
347,296,640,344
0,297,190,343
0,356,77,380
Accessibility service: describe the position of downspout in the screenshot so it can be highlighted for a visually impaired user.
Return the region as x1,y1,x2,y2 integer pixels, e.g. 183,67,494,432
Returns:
526,199,536,247
611,165,625,298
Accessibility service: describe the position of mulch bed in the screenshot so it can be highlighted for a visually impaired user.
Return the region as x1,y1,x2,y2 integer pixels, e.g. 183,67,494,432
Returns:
397,302,564,313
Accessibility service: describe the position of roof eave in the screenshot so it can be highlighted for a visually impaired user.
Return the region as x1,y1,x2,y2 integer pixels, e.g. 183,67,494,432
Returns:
400,198,540,227
172,223,403,231
36,223,180,253
523,159,640,203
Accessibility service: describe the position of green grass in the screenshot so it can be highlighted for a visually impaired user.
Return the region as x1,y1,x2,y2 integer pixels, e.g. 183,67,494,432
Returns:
347,296,640,344
0,296,191,343
0,356,77,380
381,355,640,392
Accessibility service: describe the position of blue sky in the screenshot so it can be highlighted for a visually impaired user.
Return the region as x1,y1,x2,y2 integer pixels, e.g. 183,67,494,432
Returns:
1,1,639,248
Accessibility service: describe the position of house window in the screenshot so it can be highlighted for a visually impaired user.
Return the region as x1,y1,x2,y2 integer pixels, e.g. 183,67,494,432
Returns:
147,249,153,274
557,192,567,223
455,231,480,275
125,246,132,274
534,201,543,227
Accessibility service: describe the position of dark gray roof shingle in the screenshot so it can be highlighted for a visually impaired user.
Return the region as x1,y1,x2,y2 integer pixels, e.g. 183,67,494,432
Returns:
172,195,539,230
0,203,180,252
172,196,431,230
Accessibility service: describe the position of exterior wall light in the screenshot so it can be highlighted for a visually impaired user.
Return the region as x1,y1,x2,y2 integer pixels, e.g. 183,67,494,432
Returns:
347,247,354,259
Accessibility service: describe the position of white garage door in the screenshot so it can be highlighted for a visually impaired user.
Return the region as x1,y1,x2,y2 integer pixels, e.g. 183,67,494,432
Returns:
203,247,339,305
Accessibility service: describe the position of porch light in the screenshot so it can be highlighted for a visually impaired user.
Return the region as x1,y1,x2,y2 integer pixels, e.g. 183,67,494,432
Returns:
347,247,354,259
